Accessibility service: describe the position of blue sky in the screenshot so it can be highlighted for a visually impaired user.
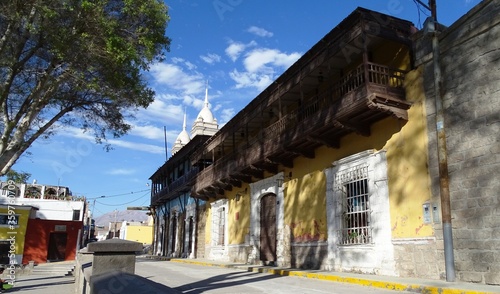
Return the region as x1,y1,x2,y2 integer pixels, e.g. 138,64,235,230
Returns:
9,0,480,217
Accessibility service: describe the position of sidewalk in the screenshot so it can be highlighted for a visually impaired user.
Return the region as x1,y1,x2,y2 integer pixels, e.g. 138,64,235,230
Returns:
5,258,500,294
4,261,75,294
7,275,74,293
156,257,500,294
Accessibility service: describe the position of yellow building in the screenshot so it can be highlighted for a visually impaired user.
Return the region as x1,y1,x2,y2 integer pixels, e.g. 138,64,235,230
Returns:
0,205,37,265
151,2,500,285
120,220,153,245
192,7,425,275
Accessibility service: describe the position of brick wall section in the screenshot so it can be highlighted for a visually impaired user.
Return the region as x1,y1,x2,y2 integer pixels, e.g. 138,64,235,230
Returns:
415,0,500,285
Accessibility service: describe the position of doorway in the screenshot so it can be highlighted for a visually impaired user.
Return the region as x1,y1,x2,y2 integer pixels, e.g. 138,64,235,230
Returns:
47,232,67,261
260,193,277,264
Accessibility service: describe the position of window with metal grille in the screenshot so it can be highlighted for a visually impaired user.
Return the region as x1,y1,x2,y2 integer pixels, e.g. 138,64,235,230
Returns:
212,207,226,246
336,164,371,245
217,208,225,246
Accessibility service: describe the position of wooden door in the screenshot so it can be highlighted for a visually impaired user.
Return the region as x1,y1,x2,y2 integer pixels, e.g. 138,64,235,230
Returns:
47,232,67,261
260,194,277,262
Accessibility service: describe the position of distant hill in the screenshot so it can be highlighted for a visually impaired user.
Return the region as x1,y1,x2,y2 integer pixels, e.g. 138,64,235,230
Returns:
94,210,149,226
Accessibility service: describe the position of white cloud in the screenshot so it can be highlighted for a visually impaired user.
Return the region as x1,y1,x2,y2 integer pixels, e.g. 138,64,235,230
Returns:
108,138,165,154
247,26,273,38
229,70,274,91
185,61,197,70
149,63,204,95
129,125,164,140
139,98,183,125
243,48,301,73
229,47,302,91
107,168,136,175
225,40,257,62
219,108,236,125
200,53,221,64
53,125,165,154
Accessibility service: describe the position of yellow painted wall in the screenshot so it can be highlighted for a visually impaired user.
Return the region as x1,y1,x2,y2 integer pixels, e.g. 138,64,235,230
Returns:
284,170,327,242
0,206,31,256
384,66,434,238
125,225,153,244
205,185,251,245
227,186,250,245
205,43,432,245
283,118,398,243
205,205,211,246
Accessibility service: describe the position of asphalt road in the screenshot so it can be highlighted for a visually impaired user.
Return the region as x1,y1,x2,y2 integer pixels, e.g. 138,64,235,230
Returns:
135,259,412,294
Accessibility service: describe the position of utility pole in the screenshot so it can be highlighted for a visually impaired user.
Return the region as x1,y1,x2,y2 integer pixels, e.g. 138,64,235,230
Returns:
113,209,118,238
418,0,456,282
88,195,105,241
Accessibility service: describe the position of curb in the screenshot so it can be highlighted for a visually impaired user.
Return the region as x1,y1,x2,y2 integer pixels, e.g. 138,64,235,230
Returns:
168,258,498,294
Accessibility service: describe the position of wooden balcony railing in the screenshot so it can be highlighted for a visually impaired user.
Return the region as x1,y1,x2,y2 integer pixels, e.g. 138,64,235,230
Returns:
194,62,407,194
151,166,199,204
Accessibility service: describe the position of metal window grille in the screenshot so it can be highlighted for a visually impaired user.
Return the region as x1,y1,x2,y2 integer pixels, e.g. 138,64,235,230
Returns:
336,164,371,245
218,208,225,246
212,207,225,246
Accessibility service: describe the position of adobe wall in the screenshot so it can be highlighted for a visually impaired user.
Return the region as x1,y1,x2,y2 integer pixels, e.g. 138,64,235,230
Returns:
415,0,500,285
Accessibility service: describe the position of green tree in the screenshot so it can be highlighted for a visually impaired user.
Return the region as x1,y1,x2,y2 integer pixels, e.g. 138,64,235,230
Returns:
0,0,171,175
4,169,31,183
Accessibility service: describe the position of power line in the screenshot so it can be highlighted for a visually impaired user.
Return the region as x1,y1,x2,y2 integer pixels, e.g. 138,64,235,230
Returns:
87,189,150,200
95,191,150,207
412,0,430,29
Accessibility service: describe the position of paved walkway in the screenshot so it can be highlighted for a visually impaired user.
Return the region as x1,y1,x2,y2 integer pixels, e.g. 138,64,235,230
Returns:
6,274,74,293
161,257,500,294
4,262,75,294
4,258,500,294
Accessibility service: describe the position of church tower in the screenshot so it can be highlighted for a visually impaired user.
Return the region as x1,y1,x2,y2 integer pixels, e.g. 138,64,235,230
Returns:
171,110,190,155
191,83,218,138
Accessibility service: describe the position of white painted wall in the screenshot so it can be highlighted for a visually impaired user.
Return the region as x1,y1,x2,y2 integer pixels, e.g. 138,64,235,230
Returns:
0,198,85,221
325,150,396,276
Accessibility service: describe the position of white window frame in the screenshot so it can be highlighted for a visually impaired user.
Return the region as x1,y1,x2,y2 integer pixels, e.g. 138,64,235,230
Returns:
211,199,228,248
329,150,391,247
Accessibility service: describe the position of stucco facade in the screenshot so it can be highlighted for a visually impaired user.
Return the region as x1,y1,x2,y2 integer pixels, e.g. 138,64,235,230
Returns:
150,1,499,286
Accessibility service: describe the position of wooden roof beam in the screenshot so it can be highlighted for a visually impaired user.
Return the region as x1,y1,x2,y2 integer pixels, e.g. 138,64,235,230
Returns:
232,174,252,183
306,135,340,148
285,147,315,159
334,120,371,137
253,161,279,174
266,157,294,169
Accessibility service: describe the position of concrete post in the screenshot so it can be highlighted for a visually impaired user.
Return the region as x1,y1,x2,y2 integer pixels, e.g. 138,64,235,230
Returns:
87,239,142,276
75,239,143,294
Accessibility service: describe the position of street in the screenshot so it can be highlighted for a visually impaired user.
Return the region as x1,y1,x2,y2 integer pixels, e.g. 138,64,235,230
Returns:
135,259,411,294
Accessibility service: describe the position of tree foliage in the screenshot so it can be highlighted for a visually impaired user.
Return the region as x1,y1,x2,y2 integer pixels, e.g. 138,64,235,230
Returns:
4,169,31,183
0,0,171,175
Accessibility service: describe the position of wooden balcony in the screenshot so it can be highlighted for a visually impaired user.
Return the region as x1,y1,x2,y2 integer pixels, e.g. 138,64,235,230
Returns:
192,62,410,197
151,166,200,205
189,8,415,198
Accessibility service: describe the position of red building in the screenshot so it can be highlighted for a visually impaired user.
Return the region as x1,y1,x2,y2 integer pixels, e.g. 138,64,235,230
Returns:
22,219,83,264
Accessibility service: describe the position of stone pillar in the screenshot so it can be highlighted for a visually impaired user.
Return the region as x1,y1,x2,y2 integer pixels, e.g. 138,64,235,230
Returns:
74,248,93,294
87,239,142,276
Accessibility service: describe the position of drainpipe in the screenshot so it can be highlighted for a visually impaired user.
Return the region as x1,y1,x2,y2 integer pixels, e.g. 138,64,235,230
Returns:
428,0,456,282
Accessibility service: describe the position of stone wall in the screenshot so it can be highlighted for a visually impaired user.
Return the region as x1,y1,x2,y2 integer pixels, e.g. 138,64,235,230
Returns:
196,204,207,258
393,238,444,279
291,242,328,270
415,0,500,285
